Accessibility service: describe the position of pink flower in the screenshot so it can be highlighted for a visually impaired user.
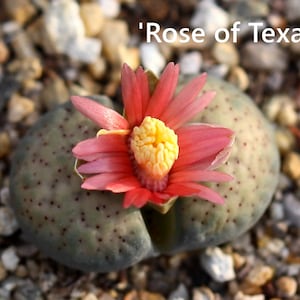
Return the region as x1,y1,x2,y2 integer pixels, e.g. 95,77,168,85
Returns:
71,63,234,209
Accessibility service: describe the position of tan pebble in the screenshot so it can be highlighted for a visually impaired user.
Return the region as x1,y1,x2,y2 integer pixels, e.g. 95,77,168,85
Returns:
245,265,274,287
40,75,69,110
26,259,40,279
82,293,98,300
234,291,265,300
276,276,297,297
4,0,36,24
8,94,35,123
0,261,7,281
283,152,300,180
88,57,106,79
232,252,246,269
277,102,298,127
80,3,104,36
193,287,215,300
275,127,296,154
212,42,239,67
119,46,140,70
0,132,11,158
228,66,249,91
78,72,101,95
7,57,42,82
0,40,9,63
15,265,28,278
124,290,166,300
100,20,129,64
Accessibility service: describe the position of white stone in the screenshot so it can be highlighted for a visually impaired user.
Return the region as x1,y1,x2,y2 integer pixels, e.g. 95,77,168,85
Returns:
190,0,230,38
168,284,189,300
44,0,101,63
1,247,20,271
140,42,166,76
200,247,235,282
98,0,120,18
0,207,19,236
179,51,202,75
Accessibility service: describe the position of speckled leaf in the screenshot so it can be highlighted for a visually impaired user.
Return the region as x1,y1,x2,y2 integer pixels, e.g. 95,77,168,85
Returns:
10,97,155,272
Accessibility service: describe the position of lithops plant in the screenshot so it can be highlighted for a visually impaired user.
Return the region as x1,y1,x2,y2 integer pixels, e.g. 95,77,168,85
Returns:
10,64,279,272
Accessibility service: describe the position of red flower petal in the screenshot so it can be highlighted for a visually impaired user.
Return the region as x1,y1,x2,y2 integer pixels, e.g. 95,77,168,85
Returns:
78,154,131,174
166,91,216,130
145,62,180,118
71,96,129,130
136,66,150,116
170,170,233,183
106,177,141,193
165,182,225,204
160,73,207,123
121,64,144,126
81,173,128,190
72,135,127,160
123,188,152,208
173,136,232,170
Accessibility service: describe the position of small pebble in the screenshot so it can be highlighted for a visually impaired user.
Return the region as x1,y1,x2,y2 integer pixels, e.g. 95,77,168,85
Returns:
234,292,265,300
8,94,35,123
275,127,295,154
277,102,298,127
100,20,129,64
13,281,43,300
286,0,300,21
0,40,9,63
82,293,98,300
228,66,249,91
168,284,188,300
0,206,19,236
4,0,36,24
230,0,269,19
190,1,230,40
200,247,235,282
98,0,120,18
276,276,298,297
1,247,20,272
80,3,104,36
179,51,202,75
283,152,300,181
40,75,69,110
283,193,300,228
241,43,288,72
140,42,166,75
15,265,28,278
124,290,165,300
0,132,11,158
270,202,284,221
245,265,274,287
0,262,7,281
88,57,106,80
212,43,239,67
193,287,215,300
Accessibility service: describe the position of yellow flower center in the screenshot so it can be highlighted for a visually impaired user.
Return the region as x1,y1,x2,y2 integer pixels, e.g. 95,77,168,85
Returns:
130,116,179,180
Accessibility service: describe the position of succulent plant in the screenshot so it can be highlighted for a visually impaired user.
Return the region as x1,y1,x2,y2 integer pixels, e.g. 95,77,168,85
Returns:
10,74,279,272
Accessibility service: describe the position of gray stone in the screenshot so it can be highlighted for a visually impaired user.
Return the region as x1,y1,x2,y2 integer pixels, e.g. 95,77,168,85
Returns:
13,281,43,300
283,194,300,228
98,0,120,18
190,0,230,39
140,42,166,75
200,247,235,282
179,51,202,75
0,206,19,236
1,247,20,271
44,0,101,63
241,42,288,71
168,284,189,300
286,0,300,22
230,0,269,19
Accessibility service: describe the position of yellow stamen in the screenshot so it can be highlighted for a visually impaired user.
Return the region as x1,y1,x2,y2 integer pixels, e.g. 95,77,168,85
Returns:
130,116,179,180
